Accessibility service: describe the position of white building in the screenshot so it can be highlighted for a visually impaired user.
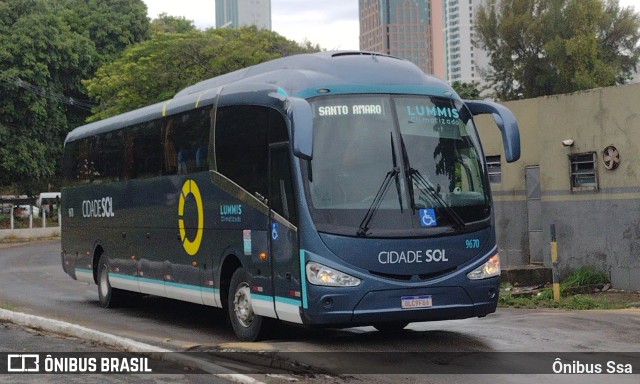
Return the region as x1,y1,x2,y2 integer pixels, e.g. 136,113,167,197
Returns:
442,0,489,87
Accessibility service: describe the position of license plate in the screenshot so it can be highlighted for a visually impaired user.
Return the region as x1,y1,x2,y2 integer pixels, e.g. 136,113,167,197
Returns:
401,295,432,309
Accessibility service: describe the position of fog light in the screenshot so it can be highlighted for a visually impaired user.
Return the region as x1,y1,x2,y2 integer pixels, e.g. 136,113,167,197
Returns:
322,297,334,308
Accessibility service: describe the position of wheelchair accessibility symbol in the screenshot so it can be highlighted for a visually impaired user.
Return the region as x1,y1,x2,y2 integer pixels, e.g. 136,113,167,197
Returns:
419,208,437,227
271,222,279,241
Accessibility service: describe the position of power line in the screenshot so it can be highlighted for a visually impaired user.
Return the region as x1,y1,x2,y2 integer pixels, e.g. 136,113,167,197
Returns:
0,72,96,112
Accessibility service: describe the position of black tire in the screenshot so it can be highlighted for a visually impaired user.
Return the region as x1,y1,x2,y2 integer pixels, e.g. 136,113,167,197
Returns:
228,267,264,341
372,321,409,332
97,254,126,308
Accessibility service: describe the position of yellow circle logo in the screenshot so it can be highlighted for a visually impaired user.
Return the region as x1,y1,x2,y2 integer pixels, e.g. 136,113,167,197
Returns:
178,179,204,256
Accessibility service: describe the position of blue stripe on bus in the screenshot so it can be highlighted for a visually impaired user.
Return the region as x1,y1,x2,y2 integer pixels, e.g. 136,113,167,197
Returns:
300,249,308,309
252,293,301,307
76,267,92,274
111,272,137,281
109,273,221,293
164,280,219,292
80,267,299,306
275,296,302,307
251,293,273,303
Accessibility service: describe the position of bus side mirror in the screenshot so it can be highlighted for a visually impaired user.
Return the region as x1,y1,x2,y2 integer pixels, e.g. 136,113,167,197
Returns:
464,100,521,163
287,97,313,160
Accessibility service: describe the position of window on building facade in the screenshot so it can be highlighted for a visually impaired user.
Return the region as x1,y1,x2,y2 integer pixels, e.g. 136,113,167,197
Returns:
569,152,598,191
486,155,501,184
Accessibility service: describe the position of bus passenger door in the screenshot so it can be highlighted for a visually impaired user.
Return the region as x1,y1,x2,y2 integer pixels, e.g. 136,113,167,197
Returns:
269,144,302,324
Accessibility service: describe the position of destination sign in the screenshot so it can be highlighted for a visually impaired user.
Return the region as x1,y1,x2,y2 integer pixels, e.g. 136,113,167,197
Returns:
317,104,384,116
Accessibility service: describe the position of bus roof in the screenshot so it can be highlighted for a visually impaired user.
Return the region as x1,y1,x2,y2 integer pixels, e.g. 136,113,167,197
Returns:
66,51,456,143
174,51,452,98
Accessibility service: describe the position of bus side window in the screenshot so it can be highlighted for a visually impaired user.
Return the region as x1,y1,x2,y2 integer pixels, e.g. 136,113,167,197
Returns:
120,121,163,180
164,107,211,175
75,138,96,183
62,140,79,186
215,106,269,199
163,119,178,175
95,131,124,182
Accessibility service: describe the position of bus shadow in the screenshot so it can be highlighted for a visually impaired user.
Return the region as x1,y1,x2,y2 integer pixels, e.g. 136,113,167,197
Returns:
87,295,235,338
206,323,496,375
266,322,493,352
86,295,492,353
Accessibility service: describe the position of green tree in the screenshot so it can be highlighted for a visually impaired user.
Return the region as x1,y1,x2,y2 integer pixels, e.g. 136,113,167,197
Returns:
452,81,482,99
0,0,95,191
57,0,150,130
0,0,149,193
60,0,150,64
475,0,640,100
85,26,321,121
150,13,196,34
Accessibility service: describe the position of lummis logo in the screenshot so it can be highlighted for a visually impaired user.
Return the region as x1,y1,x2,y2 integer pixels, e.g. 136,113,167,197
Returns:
406,105,460,119
220,204,242,223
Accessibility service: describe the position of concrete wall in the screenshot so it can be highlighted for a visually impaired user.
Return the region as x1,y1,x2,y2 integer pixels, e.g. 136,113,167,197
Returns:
0,227,60,241
477,83,640,290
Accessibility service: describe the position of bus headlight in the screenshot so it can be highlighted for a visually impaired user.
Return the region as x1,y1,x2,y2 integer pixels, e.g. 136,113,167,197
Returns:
467,254,500,280
306,262,361,287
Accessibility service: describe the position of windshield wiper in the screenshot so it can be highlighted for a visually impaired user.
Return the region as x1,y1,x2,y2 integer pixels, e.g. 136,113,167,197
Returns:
357,133,403,236
408,167,465,230
398,136,465,230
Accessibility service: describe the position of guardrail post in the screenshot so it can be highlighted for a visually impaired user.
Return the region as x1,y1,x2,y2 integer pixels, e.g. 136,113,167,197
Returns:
29,207,33,228
43,209,47,228
10,206,14,229
550,224,560,301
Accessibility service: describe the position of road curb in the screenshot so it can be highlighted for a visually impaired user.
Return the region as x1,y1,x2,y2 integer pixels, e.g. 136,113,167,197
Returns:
0,308,263,384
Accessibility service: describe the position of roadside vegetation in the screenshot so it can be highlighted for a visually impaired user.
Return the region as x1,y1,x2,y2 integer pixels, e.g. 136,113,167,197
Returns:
499,266,640,310
0,302,16,311
0,0,320,196
0,214,59,230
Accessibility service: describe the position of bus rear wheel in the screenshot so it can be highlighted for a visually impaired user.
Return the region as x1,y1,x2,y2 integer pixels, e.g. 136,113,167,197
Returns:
228,267,264,341
97,254,126,308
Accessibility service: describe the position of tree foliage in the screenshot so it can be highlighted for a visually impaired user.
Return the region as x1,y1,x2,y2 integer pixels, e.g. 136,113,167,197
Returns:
475,0,640,100
452,81,482,99
85,26,321,121
0,0,149,193
150,13,196,35
59,0,150,64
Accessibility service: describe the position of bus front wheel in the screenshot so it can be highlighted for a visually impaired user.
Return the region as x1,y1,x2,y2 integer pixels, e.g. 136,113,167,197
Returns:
228,268,264,341
97,254,125,308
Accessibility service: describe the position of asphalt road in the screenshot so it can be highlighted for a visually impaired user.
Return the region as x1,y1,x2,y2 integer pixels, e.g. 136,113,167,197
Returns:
1,240,639,384
0,322,224,384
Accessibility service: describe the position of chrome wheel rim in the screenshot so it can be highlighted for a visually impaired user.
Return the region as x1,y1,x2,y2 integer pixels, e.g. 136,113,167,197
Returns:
233,283,254,328
99,265,110,297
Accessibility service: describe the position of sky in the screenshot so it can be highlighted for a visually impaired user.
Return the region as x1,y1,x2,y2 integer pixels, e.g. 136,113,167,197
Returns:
143,0,360,51
143,0,640,52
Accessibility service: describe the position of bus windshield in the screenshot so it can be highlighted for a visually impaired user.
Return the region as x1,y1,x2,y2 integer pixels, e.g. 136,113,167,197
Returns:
305,94,490,237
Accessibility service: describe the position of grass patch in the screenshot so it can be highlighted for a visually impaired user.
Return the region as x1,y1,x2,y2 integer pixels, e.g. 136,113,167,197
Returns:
561,266,608,289
0,302,17,311
499,266,634,310
499,290,630,310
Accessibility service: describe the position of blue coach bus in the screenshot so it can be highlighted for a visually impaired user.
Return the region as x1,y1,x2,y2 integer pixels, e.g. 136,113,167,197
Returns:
61,51,520,341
